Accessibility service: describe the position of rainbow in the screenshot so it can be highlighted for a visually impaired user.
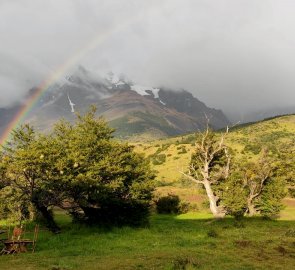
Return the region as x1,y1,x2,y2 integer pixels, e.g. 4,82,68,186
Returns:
0,4,162,146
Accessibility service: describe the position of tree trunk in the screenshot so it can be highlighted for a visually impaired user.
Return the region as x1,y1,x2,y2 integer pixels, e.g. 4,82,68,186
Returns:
34,204,61,233
203,180,225,218
246,198,256,216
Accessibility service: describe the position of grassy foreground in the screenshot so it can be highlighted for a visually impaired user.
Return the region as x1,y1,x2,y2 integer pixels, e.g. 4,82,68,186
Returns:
1,209,295,270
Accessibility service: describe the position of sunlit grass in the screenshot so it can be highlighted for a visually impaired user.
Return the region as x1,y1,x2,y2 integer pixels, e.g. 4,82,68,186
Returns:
1,207,295,270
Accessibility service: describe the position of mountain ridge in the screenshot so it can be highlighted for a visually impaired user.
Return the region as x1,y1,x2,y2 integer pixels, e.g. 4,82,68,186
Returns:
0,67,230,141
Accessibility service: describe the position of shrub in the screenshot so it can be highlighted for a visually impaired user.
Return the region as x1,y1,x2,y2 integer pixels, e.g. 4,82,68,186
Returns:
155,194,180,214
152,154,166,165
243,144,262,155
178,201,190,214
177,146,187,154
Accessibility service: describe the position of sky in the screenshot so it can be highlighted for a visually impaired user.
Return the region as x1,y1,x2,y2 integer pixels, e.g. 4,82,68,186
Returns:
1,0,295,118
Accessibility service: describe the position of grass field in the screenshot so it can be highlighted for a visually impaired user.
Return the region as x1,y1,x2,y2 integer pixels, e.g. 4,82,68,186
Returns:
1,204,295,270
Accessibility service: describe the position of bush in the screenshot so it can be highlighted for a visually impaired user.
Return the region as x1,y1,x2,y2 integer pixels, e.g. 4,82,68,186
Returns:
152,154,166,165
76,201,150,227
155,195,180,214
243,144,262,155
178,201,190,214
177,146,187,154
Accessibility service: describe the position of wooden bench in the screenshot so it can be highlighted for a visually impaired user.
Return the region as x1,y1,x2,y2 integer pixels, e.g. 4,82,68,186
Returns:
0,224,39,255
1,239,34,254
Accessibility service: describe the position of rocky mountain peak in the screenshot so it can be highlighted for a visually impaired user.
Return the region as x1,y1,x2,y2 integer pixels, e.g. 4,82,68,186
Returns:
0,67,230,140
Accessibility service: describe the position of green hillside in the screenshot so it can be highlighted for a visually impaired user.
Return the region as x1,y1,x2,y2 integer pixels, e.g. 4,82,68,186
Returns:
134,114,295,184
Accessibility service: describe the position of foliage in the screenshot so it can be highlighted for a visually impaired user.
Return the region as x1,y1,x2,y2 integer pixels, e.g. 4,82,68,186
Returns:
155,194,189,214
181,126,286,218
219,172,247,217
51,107,155,226
155,194,181,214
177,145,187,154
0,125,62,231
151,154,166,165
256,176,286,218
0,107,155,229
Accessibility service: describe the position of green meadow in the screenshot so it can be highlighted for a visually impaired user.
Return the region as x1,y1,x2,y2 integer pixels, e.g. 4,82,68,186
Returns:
1,205,295,270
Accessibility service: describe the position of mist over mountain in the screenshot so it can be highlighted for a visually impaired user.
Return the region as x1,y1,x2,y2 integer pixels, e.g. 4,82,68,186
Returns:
228,106,295,123
1,1,295,117
0,67,230,140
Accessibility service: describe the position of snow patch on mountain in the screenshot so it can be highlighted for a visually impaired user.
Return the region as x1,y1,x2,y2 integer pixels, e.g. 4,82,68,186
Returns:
115,81,125,86
131,85,160,98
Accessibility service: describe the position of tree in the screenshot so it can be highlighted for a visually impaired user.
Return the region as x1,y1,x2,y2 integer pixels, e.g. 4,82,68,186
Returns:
180,124,288,219
0,125,64,232
275,140,295,198
0,108,155,228
180,127,230,218
226,149,286,217
51,107,155,226
239,152,272,216
219,171,247,217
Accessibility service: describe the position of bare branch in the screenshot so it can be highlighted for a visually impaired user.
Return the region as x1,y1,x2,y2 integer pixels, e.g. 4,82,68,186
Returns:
179,170,204,185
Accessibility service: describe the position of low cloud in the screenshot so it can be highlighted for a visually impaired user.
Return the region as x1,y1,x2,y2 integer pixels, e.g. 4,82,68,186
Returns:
1,0,295,117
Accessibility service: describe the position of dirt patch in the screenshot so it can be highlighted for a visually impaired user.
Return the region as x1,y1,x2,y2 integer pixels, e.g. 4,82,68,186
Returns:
283,198,295,207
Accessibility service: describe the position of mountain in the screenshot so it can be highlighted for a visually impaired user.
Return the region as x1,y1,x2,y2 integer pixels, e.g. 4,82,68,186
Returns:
0,67,230,140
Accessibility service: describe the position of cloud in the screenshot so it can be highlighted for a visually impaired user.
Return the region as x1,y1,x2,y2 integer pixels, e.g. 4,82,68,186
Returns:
1,0,295,117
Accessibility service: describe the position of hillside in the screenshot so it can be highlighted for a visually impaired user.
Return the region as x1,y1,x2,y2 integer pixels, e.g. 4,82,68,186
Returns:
134,114,295,184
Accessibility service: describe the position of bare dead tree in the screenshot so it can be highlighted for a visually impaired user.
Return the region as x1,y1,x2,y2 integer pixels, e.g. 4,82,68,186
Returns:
180,125,230,218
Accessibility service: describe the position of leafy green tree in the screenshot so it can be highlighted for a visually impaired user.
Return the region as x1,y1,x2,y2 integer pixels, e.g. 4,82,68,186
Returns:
0,125,64,231
48,107,155,226
275,140,295,198
256,176,286,217
234,150,286,217
219,172,247,217
0,108,155,228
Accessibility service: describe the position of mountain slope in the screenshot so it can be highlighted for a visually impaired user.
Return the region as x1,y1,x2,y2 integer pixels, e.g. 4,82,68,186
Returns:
0,67,230,140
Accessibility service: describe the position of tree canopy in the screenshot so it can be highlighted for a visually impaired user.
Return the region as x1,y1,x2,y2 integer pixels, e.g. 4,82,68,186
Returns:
0,107,155,230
